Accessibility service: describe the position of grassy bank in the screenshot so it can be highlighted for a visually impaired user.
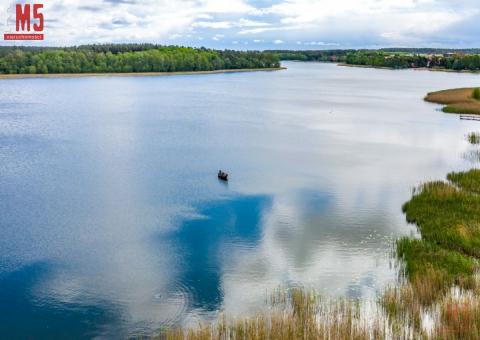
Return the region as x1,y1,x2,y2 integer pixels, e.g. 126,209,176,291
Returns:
467,132,480,145
393,169,480,338
425,88,480,115
0,67,286,80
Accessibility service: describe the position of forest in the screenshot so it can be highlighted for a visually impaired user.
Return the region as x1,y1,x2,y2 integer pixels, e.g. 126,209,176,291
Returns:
344,51,480,70
0,44,280,74
3,44,480,74
271,48,480,71
271,49,352,62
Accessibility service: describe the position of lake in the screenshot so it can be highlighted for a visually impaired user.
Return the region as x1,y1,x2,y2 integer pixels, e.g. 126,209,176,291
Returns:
1,62,479,338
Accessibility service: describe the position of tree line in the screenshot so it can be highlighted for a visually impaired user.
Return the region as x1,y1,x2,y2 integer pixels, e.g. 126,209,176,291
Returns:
344,51,480,71
379,48,480,55
270,50,352,62
3,44,480,74
0,45,280,74
269,48,480,71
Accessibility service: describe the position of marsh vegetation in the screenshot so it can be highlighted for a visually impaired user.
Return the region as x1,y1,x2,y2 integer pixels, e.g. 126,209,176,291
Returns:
473,88,480,100
164,290,386,340
425,88,480,115
467,132,480,145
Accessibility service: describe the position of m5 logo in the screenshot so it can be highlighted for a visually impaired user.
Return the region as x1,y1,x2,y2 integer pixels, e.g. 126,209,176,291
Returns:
4,3,45,41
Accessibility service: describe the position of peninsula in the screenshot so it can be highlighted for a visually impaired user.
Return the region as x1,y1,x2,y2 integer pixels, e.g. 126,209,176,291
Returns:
425,87,480,115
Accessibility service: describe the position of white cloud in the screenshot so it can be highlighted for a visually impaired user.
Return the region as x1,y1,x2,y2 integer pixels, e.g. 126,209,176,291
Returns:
192,18,270,30
260,0,477,46
196,13,214,20
303,41,339,46
264,0,440,23
0,0,479,47
0,0,259,45
273,39,284,44
237,18,271,27
199,0,259,14
193,21,232,29
238,26,297,35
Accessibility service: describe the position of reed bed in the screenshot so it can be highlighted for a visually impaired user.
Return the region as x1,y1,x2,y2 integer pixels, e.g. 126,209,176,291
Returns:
473,88,480,101
396,169,480,338
425,88,480,114
434,289,480,339
467,132,480,145
163,289,388,340
447,169,480,194
402,179,480,257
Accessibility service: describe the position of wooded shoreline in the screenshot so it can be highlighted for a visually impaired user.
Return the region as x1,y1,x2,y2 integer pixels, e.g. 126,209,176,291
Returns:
0,67,286,80
338,62,480,74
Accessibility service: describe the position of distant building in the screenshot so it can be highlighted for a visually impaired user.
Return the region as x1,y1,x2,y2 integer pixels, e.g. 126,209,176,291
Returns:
444,52,464,57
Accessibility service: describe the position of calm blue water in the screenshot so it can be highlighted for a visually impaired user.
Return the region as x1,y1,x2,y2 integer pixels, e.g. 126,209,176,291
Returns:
1,62,480,338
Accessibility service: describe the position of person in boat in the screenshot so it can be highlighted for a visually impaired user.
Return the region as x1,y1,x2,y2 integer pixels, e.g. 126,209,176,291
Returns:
218,170,228,180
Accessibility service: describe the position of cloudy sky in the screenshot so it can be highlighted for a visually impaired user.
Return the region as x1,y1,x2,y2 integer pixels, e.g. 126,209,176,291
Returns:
1,0,479,49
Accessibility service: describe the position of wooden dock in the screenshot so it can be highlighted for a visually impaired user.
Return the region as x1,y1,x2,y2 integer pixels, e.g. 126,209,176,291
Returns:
460,115,480,122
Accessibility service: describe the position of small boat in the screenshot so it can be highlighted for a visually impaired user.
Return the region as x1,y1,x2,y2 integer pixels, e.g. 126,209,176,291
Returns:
218,170,228,181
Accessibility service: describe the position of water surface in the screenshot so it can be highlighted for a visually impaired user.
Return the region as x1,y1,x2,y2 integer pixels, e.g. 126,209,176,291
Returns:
1,62,479,338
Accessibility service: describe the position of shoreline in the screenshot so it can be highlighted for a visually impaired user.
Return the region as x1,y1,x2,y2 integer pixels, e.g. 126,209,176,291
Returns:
337,63,396,70
337,62,480,74
0,67,286,80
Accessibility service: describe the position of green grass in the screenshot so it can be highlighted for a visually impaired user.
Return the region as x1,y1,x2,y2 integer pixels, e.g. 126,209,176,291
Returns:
473,88,480,100
396,238,475,304
447,169,480,194
402,180,480,258
397,238,474,281
384,168,480,337
443,105,480,115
